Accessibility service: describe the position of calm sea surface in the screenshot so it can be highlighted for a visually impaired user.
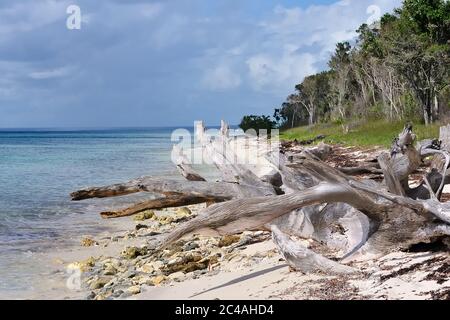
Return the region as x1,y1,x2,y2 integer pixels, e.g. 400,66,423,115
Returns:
0,127,195,296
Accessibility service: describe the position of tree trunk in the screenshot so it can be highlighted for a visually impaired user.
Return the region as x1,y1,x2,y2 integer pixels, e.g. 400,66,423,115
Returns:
71,121,450,274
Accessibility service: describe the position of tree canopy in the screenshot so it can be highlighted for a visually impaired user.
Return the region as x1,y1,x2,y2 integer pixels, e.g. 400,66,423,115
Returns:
276,0,449,128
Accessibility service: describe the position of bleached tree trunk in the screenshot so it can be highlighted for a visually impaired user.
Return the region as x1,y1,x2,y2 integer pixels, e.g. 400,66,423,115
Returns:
71,121,450,274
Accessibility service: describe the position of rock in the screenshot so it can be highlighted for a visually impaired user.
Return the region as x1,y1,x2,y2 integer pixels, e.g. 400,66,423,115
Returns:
90,277,112,290
103,266,117,276
218,235,241,247
95,293,107,300
168,271,186,282
81,237,98,247
121,246,148,260
122,270,137,278
120,291,132,299
176,207,192,218
127,285,141,295
124,231,137,240
193,269,208,276
112,290,124,298
151,275,167,286
67,257,96,272
133,210,155,221
86,292,96,300
135,224,148,231
136,276,155,286
162,253,209,275
157,216,174,225
152,260,164,270
140,263,155,274
183,242,199,251
162,242,185,256
104,279,117,289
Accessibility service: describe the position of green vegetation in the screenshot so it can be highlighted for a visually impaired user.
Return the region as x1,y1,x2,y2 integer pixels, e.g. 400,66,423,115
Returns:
241,0,449,142
239,115,277,135
280,120,440,147
275,0,449,128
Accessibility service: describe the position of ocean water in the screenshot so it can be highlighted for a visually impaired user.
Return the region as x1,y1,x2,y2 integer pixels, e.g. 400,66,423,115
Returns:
0,127,193,296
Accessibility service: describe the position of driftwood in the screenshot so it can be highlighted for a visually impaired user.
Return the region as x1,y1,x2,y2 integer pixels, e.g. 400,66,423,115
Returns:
338,163,382,176
172,145,206,182
71,121,450,274
100,194,217,219
271,225,356,274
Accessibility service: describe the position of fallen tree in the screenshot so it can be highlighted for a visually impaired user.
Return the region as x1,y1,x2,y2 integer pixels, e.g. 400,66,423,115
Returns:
71,121,450,273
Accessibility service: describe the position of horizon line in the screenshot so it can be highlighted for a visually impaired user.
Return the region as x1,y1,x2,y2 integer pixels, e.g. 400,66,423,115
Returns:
0,124,238,131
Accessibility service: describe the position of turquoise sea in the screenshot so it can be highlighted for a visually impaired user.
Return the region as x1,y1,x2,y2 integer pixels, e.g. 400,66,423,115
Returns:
0,127,192,297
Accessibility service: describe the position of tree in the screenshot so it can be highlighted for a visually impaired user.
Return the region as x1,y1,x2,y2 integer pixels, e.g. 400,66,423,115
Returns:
295,72,332,125
238,115,277,136
401,0,450,43
275,0,449,126
328,42,353,120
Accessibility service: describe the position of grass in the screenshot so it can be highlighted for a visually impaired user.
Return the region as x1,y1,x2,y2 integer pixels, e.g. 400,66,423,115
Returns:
280,120,441,148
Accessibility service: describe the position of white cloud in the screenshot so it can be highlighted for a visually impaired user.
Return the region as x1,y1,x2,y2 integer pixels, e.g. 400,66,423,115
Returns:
202,64,241,91
0,1,71,39
241,0,401,93
246,50,317,92
29,66,74,80
140,3,164,19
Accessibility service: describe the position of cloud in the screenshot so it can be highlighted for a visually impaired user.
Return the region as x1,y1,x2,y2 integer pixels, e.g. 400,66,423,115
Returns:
29,66,74,80
239,0,401,93
0,0,403,127
139,3,164,19
0,0,70,38
202,64,242,91
247,51,318,92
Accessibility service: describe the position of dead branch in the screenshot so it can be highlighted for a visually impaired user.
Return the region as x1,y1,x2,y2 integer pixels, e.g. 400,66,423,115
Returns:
100,194,219,219
71,121,450,274
172,145,206,182
271,225,357,274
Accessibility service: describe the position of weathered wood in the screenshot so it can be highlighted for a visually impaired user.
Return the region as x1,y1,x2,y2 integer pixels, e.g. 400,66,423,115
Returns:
301,142,332,160
271,203,371,258
159,182,386,248
220,120,229,138
172,145,206,182
378,152,405,196
338,163,382,176
71,176,266,201
439,124,450,152
271,225,357,274
100,194,218,219
349,180,450,224
71,121,450,274
195,120,276,195
390,124,421,187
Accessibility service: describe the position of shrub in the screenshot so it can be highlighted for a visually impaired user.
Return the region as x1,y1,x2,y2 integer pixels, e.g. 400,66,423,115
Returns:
239,115,277,136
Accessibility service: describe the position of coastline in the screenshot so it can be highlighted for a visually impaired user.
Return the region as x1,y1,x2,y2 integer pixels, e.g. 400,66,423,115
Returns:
6,141,448,301
32,200,449,300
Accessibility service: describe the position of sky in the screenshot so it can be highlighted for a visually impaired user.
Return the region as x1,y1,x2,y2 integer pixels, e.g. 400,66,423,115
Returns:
0,0,403,128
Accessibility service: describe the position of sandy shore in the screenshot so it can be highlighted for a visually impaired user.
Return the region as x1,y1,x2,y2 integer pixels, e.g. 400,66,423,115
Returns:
29,201,448,301
12,144,448,301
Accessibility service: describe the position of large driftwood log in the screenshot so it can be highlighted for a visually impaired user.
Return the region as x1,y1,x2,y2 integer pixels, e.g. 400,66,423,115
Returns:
157,158,449,262
100,194,216,219
158,181,385,248
71,121,450,274
195,120,275,194
70,177,267,201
